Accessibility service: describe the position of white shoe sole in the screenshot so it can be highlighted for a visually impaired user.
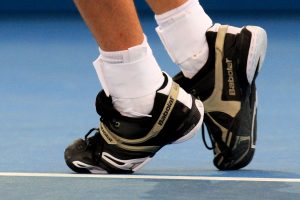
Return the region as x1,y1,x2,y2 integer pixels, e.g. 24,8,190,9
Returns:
245,26,268,84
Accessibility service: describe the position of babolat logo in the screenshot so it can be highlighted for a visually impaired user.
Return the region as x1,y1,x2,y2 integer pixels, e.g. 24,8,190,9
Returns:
226,58,236,96
158,96,175,126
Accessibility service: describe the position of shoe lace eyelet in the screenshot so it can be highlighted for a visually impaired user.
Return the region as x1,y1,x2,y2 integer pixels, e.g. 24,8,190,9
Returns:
112,119,120,128
191,89,197,96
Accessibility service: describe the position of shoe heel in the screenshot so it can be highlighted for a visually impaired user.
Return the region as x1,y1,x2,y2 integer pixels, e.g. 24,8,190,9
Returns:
173,99,204,144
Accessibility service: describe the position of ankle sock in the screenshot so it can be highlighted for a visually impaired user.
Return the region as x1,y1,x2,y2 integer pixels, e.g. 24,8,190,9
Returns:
155,0,213,78
93,36,166,117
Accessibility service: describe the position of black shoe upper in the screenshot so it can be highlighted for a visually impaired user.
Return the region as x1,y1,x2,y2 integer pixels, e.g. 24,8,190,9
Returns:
174,25,260,170
65,73,202,174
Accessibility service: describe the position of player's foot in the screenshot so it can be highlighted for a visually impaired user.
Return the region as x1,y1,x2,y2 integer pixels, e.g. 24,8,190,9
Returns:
64,72,204,174
174,24,267,170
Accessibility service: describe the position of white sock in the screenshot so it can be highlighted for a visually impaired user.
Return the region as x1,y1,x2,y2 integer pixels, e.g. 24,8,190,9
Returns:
93,36,166,118
155,0,213,78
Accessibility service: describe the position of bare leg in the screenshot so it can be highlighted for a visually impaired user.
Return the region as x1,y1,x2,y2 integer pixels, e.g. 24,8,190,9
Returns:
74,0,143,51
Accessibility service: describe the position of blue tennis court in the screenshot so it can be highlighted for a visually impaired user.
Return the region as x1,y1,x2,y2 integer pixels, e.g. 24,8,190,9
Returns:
1,3,300,200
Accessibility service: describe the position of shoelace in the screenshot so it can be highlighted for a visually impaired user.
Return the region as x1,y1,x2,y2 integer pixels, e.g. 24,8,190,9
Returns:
84,128,99,145
84,127,106,164
202,123,232,159
201,114,239,159
201,124,214,150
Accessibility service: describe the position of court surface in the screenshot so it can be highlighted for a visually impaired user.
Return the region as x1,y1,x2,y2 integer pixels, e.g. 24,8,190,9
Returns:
0,11,300,199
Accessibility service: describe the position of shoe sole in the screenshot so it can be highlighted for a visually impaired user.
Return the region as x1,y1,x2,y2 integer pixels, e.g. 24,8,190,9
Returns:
245,26,268,84
246,26,267,149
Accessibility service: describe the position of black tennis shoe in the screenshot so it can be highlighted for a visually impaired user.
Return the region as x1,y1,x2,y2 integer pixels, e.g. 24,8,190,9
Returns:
64,73,204,174
174,24,267,170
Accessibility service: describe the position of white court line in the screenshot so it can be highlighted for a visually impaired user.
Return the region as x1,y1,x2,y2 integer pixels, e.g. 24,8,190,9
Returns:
0,172,300,183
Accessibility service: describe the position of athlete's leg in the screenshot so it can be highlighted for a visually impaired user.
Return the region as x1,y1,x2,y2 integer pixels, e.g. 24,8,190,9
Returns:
74,0,165,117
74,0,143,51
65,0,204,173
146,0,267,170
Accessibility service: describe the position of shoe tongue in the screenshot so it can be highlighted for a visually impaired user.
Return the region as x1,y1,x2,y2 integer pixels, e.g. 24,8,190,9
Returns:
95,91,121,118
